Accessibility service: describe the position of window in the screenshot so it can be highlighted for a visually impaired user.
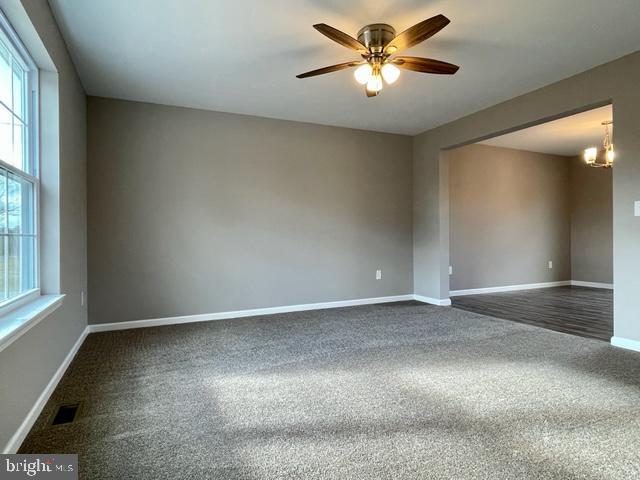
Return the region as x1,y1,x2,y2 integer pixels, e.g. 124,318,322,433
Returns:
0,13,37,307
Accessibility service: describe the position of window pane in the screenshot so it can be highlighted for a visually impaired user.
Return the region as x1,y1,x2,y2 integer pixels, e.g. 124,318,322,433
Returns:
0,40,31,174
20,234,34,292
7,172,33,234
5,233,34,297
0,103,26,171
0,42,10,110
0,223,35,302
6,234,20,298
0,234,35,300
0,171,37,301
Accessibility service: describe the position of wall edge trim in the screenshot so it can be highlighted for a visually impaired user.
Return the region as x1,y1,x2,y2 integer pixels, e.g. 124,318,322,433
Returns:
88,295,419,332
413,295,452,306
449,280,615,297
450,281,572,297
570,280,614,290
611,336,640,353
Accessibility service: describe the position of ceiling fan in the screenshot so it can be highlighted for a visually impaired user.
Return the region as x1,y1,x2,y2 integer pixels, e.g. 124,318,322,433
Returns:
296,14,459,97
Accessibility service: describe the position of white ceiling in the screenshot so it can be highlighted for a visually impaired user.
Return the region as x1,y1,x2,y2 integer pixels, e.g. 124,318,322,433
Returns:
479,105,613,157
49,0,640,135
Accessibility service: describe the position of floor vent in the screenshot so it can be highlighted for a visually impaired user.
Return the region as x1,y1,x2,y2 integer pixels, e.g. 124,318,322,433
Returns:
51,403,80,425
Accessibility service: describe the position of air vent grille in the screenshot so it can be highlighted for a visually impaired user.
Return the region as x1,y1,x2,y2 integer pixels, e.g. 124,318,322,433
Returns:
51,403,80,425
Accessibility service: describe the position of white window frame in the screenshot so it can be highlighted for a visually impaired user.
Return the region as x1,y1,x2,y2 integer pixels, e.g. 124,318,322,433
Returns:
0,9,39,315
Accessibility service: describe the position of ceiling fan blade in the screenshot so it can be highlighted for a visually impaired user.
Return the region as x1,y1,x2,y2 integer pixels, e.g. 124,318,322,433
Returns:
392,56,459,75
296,61,364,79
384,14,450,54
313,23,368,53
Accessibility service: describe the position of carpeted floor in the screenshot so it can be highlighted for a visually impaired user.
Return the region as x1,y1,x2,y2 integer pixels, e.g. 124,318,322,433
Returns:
20,301,640,479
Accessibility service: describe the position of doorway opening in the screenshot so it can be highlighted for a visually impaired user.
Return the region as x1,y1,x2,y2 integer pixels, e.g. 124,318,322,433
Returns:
446,105,613,341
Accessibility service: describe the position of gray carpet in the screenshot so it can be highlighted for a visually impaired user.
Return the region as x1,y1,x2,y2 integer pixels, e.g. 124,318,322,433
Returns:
20,301,640,479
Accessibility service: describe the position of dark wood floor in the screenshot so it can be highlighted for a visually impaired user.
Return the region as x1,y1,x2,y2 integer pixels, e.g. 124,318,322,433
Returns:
451,286,613,341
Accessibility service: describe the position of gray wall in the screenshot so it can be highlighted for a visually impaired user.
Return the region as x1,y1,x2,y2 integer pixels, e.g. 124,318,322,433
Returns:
448,144,571,291
413,51,640,342
0,0,87,451
570,156,613,284
448,145,613,291
87,97,413,325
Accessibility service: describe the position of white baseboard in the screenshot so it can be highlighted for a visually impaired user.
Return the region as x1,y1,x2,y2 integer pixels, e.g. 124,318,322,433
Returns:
571,280,614,289
89,294,418,333
413,295,452,306
3,325,89,454
450,281,571,297
611,336,640,353
450,280,614,297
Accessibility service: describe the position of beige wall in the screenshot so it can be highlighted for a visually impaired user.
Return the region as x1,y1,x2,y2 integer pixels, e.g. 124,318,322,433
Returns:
448,144,571,291
413,51,640,342
0,0,87,451
448,145,613,291
87,97,413,325
570,156,613,284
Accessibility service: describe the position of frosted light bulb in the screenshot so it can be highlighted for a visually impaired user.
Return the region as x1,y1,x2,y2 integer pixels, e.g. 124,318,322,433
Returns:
366,74,383,93
606,148,615,162
354,64,373,85
381,63,400,84
583,147,597,164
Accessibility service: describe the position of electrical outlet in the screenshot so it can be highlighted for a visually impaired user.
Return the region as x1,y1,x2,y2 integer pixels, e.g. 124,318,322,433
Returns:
548,261,553,269
376,269,382,280
448,266,453,275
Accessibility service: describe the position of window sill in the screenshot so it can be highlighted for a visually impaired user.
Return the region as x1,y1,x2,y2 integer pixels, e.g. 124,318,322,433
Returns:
0,294,65,353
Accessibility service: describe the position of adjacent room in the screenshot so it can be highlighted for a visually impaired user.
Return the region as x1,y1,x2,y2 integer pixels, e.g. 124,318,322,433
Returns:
1,1,639,479
448,105,614,340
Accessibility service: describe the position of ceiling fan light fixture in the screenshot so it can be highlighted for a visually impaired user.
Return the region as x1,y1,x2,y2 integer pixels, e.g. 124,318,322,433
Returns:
606,149,615,163
354,64,373,85
583,147,598,164
381,63,400,84
584,121,614,168
296,15,459,97
366,73,383,94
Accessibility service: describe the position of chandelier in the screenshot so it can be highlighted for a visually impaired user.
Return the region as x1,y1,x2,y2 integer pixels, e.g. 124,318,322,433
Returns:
584,121,614,168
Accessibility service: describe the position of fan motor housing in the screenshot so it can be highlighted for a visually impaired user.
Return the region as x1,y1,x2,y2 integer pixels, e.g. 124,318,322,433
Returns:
357,24,396,53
